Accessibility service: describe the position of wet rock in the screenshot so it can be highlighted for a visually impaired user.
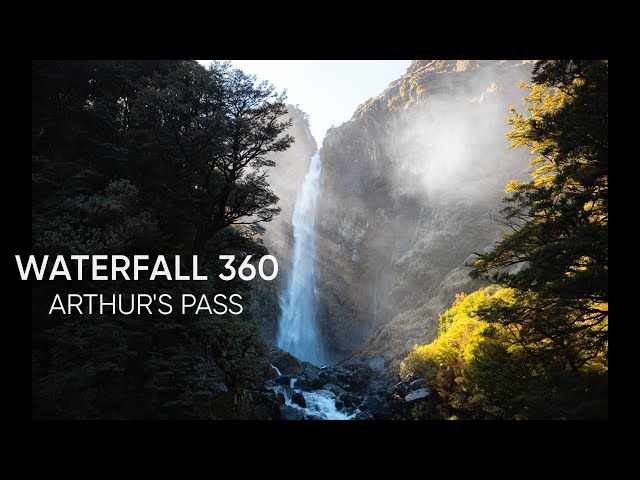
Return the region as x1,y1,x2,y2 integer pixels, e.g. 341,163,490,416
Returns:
278,404,305,420
324,383,348,397
270,347,305,376
297,367,325,390
279,385,297,400
355,411,374,420
274,375,292,386
266,364,278,380
291,391,307,408
342,393,362,408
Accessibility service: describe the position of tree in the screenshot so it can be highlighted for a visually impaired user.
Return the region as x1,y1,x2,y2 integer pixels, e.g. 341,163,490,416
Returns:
131,62,293,256
31,60,288,419
471,60,608,373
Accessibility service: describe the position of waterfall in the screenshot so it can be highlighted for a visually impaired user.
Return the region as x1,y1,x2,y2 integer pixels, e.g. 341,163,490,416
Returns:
277,151,325,364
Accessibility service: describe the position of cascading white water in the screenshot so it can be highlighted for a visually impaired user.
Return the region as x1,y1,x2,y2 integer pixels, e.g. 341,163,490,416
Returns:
271,377,358,420
277,151,325,364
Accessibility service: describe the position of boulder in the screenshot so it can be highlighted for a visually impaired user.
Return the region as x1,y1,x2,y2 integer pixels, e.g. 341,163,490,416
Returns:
324,383,348,397
317,361,376,393
409,378,426,390
394,382,409,397
337,360,374,392
274,375,292,386
296,367,325,390
405,388,429,402
270,347,305,376
342,393,362,408
354,411,374,420
278,404,305,420
248,391,282,420
359,396,386,417
291,391,307,408
304,413,323,420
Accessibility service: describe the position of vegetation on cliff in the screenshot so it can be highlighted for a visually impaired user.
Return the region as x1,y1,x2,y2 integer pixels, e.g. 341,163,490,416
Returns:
401,60,608,419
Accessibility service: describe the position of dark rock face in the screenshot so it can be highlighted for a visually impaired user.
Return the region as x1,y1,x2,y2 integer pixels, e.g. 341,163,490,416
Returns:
315,60,535,372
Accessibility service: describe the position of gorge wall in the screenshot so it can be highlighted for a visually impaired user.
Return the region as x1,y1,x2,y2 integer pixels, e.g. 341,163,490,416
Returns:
315,60,535,371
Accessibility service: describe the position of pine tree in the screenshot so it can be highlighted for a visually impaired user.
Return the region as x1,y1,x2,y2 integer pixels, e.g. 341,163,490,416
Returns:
471,60,608,373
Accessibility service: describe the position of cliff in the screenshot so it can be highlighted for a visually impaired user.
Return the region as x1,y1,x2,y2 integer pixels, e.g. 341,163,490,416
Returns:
316,60,535,371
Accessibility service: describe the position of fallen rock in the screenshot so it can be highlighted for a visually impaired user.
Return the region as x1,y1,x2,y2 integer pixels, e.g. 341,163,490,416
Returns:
360,396,386,417
342,392,362,408
278,404,305,420
297,368,325,390
324,383,348,397
409,378,426,390
274,375,292,386
335,360,374,392
355,411,374,420
248,391,282,420
394,382,409,396
291,391,307,408
405,388,429,402
270,347,305,376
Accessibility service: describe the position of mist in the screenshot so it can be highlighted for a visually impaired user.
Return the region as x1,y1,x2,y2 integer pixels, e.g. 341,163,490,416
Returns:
255,60,535,365
389,63,530,202
313,60,535,367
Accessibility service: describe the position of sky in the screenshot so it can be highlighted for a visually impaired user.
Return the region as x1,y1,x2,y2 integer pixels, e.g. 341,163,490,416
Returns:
198,60,411,143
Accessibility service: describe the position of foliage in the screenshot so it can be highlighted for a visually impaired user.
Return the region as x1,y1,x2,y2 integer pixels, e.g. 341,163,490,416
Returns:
471,60,608,373
129,61,293,255
401,287,607,419
403,60,608,419
35,179,158,255
31,60,291,419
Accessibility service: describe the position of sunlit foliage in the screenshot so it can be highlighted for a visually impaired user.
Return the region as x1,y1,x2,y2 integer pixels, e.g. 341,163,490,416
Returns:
403,61,608,419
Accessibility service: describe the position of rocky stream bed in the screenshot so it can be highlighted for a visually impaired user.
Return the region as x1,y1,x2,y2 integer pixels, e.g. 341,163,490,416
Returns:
250,348,430,420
